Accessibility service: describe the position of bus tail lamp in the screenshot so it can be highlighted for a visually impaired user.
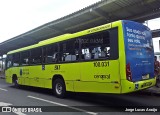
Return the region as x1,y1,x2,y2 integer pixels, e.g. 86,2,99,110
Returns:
126,63,132,81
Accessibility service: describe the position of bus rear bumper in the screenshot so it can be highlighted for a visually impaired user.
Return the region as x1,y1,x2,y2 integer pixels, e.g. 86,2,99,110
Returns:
121,77,156,93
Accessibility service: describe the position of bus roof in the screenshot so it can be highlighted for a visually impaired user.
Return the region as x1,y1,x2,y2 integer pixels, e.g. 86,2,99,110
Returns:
7,34,73,54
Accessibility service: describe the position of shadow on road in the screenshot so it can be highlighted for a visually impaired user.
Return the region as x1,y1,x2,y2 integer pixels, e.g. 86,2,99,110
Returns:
9,85,149,107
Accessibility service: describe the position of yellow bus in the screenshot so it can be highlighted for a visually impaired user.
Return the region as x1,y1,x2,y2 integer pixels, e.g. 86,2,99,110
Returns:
5,20,156,98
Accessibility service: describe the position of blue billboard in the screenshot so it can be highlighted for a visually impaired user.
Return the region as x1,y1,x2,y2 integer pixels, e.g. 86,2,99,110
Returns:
122,20,154,81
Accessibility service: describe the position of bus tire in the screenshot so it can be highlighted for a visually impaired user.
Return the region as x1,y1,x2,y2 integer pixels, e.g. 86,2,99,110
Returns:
12,75,18,88
53,78,66,98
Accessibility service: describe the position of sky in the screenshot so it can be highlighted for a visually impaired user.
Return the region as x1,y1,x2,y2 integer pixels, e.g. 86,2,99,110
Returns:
0,0,160,53
0,0,101,43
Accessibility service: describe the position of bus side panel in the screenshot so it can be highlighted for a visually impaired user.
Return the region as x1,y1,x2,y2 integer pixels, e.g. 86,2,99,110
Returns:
57,63,80,92
41,63,80,91
20,67,30,86
5,67,20,84
74,81,120,93
74,60,121,93
29,65,46,87
5,68,13,84
114,21,126,80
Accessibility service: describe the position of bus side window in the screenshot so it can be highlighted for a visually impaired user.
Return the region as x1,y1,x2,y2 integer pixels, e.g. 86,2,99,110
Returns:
79,30,112,60
59,39,79,62
45,44,58,63
75,49,79,61
52,53,58,62
12,53,20,66
21,51,30,65
98,46,110,59
94,50,99,59
82,48,92,60
6,55,12,68
105,47,110,58
30,48,42,64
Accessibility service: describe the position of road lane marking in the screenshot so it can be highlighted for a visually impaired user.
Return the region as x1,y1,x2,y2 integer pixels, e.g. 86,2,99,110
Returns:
0,102,12,106
28,95,97,115
0,88,8,91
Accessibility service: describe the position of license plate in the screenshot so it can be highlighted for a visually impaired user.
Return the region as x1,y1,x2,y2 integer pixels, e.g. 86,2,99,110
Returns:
141,82,152,88
142,74,149,79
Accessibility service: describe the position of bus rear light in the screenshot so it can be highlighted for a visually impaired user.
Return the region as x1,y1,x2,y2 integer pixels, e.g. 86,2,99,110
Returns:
126,63,132,81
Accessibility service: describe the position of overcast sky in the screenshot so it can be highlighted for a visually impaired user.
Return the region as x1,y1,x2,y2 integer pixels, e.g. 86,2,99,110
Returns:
0,0,160,52
0,0,100,43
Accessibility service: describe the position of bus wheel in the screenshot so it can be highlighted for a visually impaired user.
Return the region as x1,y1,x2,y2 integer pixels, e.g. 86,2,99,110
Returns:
13,76,18,88
53,78,66,98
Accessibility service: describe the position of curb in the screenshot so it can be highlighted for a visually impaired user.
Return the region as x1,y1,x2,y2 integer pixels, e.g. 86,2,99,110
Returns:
0,77,5,79
142,88,160,96
0,74,5,79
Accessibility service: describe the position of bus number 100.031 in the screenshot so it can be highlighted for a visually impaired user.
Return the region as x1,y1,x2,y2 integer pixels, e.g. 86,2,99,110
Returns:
93,61,109,67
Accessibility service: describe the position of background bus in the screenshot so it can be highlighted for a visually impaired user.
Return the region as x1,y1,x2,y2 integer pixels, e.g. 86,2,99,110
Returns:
5,20,156,98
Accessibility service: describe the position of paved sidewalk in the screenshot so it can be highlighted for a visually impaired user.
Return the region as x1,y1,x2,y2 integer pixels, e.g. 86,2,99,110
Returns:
144,86,160,96
0,73,5,79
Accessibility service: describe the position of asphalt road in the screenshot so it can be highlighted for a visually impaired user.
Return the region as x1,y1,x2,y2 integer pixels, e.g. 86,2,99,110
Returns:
0,78,160,115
